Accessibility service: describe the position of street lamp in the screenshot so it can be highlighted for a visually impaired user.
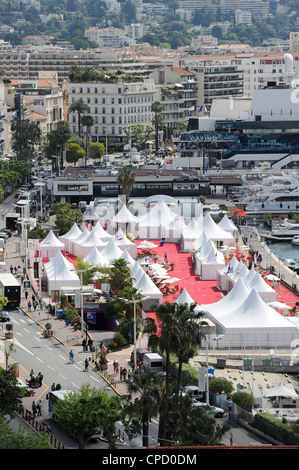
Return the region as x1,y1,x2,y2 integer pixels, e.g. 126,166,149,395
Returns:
71,266,94,337
119,296,147,369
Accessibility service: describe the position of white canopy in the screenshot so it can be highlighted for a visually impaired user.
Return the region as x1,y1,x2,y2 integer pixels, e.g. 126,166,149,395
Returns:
114,229,137,257
58,223,82,253
83,246,110,267
202,278,251,318
92,221,113,242
83,207,100,221
100,239,123,262
195,239,225,279
69,226,90,255
213,289,298,348
113,204,138,225
120,248,135,267
39,229,65,258
203,213,235,243
218,214,238,233
72,229,107,259
176,288,196,306
44,250,80,292
181,217,203,250
265,382,298,399
133,271,163,311
138,200,178,239
246,271,277,302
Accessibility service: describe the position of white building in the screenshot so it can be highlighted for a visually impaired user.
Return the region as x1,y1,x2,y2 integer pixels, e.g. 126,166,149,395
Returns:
68,77,155,143
235,9,252,26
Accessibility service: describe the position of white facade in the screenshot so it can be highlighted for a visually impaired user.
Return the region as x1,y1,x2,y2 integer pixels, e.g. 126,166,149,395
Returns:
248,84,299,122
68,78,155,140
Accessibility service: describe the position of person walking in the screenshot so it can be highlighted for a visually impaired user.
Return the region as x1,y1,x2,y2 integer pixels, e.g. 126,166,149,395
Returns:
32,401,37,418
122,367,127,380
25,290,28,301
27,300,31,312
37,400,42,417
84,358,89,372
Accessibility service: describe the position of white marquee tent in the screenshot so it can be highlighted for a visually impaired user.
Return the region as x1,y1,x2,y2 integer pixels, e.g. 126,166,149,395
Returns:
137,201,178,239
210,288,298,348
202,213,235,244
114,229,137,258
100,239,123,263
83,246,110,267
72,229,107,259
133,271,163,311
39,229,65,259
247,271,277,302
218,215,238,236
112,204,138,233
202,278,251,319
69,226,90,255
195,239,225,279
92,221,114,242
120,249,135,267
58,223,82,253
44,250,80,293
181,217,203,251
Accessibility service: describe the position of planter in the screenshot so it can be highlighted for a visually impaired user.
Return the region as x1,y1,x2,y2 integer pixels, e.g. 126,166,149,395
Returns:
5,332,13,339
100,363,108,370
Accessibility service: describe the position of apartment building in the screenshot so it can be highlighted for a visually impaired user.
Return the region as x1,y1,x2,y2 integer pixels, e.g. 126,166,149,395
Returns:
84,27,135,47
149,66,198,135
180,52,299,100
219,0,269,16
290,33,299,52
68,77,155,146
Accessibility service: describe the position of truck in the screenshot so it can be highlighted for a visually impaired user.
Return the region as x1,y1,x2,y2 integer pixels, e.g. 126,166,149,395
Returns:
0,273,21,308
6,213,20,230
181,385,204,402
143,353,163,373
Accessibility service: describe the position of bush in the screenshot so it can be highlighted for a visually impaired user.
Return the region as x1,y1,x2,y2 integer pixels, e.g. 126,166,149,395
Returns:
253,412,299,445
107,341,118,350
113,332,127,348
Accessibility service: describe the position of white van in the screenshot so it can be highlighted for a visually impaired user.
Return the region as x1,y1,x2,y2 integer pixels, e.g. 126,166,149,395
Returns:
143,353,163,373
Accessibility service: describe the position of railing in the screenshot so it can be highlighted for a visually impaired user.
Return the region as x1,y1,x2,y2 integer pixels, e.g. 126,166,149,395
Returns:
16,406,65,449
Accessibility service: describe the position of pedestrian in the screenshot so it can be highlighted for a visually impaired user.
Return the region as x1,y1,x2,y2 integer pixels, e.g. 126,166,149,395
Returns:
51,383,56,391
32,401,37,418
33,300,37,311
32,294,36,303
27,300,31,312
82,339,87,351
164,251,167,262
120,367,123,380
37,400,42,416
113,360,117,374
30,368,35,379
84,359,89,371
122,367,127,380
25,290,28,301
115,361,119,374
10,265,13,274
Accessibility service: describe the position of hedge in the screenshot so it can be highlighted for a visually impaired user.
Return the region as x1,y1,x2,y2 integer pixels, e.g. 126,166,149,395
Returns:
253,412,299,445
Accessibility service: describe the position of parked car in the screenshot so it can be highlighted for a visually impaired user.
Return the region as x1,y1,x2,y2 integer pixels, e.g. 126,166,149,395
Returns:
0,311,10,322
193,400,226,418
0,231,9,240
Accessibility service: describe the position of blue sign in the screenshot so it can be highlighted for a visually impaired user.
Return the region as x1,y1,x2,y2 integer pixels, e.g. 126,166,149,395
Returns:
86,312,96,324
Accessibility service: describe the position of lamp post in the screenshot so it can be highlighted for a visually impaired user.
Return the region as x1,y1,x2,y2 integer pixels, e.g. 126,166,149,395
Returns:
119,296,147,369
71,266,94,337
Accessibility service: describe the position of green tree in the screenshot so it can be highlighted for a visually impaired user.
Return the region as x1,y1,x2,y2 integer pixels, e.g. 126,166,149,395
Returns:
151,101,164,151
117,167,136,198
68,98,90,137
231,391,255,412
53,384,121,449
11,119,41,161
0,368,22,418
209,377,234,395
66,142,85,165
123,124,154,151
88,142,105,161
52,202,83,235
75,258,98,285
28,225,48,239
46,121,72,170
124,371,163,447
0,415,53,449
109,258,132,295
118,286,145,322
81,114,94,167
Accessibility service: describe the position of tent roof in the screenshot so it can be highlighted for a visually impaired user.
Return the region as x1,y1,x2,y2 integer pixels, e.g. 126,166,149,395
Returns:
73,226,90,244
120,248,135,267
216,289,296,329
92,221,113,240
59,223,82,241
218,214,238,232
78,229,107,247
176,288,197,306
83,246,109,267
114,228,135,247
83,207,100,221
138,200,177,227
247,271,276,293
182,217,202,238
100,239,123,261
201,278,251,315
203,213,234,242
44,250,79,280
134,271,162,296
39,229,64,247
113,204,138,223
265,382,298,398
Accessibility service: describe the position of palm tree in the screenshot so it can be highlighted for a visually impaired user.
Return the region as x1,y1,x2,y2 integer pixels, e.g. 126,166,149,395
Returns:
124,371,163,447
118,286,145,322
81,114,94,168
50,120,72,171
109,259,132,295
151,101,164,152
68,98,90,138
117,167,136,199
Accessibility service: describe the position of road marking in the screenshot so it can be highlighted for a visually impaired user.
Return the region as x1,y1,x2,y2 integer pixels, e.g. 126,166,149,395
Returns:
59,373,67,380
71,382,80,389
36,357,44,363
58,354,65,360
24,328,30,334
14,340,34,356
90,376,100,383
46,365,55,371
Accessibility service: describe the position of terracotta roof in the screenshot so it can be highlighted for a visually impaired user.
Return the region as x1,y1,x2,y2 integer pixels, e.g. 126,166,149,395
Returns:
167,66,194,76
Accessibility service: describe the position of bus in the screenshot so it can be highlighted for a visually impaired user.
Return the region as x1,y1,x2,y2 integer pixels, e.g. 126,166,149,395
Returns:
46,390,71,418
